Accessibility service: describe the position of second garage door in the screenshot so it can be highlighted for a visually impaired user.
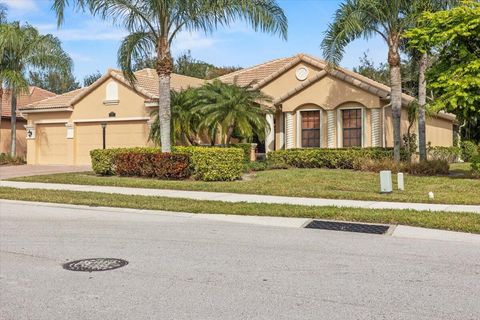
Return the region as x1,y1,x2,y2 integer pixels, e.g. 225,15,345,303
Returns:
75,121,150,165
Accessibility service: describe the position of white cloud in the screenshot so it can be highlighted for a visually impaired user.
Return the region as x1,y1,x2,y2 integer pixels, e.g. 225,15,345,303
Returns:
35,20,127,42
0,0,37,11
172,31,218,52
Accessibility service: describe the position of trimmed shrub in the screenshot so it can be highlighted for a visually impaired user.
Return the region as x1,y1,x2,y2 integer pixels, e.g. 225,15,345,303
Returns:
408,160,449,176
176,146,244,181
267,148,396,169
91,146,244,181
245,160,268,172
428,146,461,163
460,140,479,162
114,152,190,179
471,155,480,178
90,147,160,175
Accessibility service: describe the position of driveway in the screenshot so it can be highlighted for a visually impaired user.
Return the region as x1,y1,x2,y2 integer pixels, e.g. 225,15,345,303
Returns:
0,164,91,179
1,200,479,320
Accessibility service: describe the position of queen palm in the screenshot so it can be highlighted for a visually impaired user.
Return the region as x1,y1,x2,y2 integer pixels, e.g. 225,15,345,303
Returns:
53,0,287,153
0,22,72,156
195,80,273,144
322,0,414,162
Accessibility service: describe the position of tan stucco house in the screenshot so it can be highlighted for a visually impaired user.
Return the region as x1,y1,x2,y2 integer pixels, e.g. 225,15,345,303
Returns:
20,54,456,165
1,86,55,157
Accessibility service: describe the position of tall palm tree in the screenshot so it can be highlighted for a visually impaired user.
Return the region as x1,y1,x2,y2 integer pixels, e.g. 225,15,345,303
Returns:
53,0,287,153
321,0,413,162
194,80,273,144
149,88,201,146
0,22,72,156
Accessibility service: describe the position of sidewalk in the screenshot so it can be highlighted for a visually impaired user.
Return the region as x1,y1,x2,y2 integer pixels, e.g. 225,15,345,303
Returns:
1,180,479,213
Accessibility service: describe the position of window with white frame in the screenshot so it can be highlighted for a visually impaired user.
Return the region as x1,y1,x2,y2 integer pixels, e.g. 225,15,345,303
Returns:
300,110,321,148
105,81,118,102
341,108,362,147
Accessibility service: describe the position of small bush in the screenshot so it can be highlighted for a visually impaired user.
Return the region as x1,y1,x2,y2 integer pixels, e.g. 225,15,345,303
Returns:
354,158,449,176
114,152,190,179
428,146,461,163
471,155,480,178
460,140,479,162
230,143,252,163
0,153,26,166
90,147,160,175
245,161,268,172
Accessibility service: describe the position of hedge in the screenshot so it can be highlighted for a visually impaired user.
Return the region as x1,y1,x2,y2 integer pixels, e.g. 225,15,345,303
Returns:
114,152,190,179
460,140,479,162
90,146,244,181
266,147,398,169
428,146,461,163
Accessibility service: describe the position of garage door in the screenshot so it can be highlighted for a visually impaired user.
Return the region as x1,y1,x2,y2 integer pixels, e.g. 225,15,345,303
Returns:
36,124,68,164
75,121,149,165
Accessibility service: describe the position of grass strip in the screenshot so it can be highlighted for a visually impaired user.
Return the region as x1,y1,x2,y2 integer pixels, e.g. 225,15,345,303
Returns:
1,187,479,234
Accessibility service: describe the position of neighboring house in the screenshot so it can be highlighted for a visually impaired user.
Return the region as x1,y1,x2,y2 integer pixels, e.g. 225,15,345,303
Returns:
20,54,456,165
0,86,56,157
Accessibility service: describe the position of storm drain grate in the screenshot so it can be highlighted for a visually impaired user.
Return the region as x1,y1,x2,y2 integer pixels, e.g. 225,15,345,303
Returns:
63,258,128,272
305,220,390,235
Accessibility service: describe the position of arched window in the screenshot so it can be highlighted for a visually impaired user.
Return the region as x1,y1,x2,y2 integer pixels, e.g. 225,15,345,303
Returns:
105,81,118,102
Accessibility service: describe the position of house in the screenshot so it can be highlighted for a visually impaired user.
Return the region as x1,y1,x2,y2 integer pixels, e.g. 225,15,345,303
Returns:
20,54,456,165
0,86,56,156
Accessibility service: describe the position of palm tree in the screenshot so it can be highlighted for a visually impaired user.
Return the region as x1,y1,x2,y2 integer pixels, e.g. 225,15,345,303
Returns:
53,0,287,153
0,22,72,156
194,80,273,145
149,88,201,146
321,0,414,162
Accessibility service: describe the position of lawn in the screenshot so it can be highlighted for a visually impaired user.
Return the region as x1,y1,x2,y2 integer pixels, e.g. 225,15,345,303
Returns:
10,162,480,205
1,187,479,233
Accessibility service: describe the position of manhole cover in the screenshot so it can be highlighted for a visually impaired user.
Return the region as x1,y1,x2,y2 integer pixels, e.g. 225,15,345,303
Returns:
63,258,128,272
305,220,390,235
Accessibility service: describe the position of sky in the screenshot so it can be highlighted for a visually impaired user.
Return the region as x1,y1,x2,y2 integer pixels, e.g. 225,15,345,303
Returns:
1,0,387,82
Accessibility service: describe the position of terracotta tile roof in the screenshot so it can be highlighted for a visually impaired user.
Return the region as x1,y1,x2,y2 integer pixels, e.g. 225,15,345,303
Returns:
217,56,297,87
21,69,204,111
1,86,56,118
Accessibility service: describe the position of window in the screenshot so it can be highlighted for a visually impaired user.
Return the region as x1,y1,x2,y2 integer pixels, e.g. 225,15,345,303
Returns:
301,111,320,148
342,109,362,147
105,81,118,102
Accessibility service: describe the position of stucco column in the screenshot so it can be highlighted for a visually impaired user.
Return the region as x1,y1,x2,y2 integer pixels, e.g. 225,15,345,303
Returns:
25,124,36,164
65,123,75,165
371,108,381,147
285,112,294,149
327,110,335,148
265,113,275,153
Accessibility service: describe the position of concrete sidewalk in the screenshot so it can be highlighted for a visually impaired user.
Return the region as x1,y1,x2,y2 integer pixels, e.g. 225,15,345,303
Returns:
1,180,479,213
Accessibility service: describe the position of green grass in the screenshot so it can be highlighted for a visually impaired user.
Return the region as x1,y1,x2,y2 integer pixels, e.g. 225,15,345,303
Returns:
1,187,479,234
11,164,480,205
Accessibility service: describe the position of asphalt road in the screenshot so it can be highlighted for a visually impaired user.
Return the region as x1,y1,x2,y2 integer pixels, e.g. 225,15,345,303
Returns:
1,201,479,320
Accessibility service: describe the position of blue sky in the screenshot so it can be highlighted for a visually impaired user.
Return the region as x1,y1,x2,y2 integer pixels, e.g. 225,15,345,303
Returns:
1,0,387,82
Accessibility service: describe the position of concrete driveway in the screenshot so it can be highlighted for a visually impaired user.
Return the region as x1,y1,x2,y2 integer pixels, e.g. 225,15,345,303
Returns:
0,164,91,179
1,200,479,320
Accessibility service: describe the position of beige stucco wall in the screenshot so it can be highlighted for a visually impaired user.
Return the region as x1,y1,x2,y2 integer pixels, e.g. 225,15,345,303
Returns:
24,77,152,165
0,119,27,157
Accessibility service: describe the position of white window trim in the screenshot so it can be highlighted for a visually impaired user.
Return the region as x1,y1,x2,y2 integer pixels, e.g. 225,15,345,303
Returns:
296,109,322,148
336,105,365,148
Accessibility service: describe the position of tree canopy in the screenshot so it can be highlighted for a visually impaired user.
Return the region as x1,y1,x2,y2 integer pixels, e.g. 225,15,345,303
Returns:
405,0,480,119
29,70,80,94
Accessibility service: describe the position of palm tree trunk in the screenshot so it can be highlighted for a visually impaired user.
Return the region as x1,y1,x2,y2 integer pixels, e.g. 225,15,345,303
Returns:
226,125,235,145
418,52,428,161
10,86,17,157
0,87,3,137
388,39,402,163
156,36,173,153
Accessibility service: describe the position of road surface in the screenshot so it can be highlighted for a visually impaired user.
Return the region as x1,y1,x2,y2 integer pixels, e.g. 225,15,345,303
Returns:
1,201,479,319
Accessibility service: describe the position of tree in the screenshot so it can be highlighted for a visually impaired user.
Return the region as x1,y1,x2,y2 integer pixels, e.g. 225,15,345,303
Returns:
194,80,273,144
0,22,72,156
322,0,417,162
405,0,480,143
83,70,102,87
149,88,202,146
29,70,80,94
53,0,287,153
